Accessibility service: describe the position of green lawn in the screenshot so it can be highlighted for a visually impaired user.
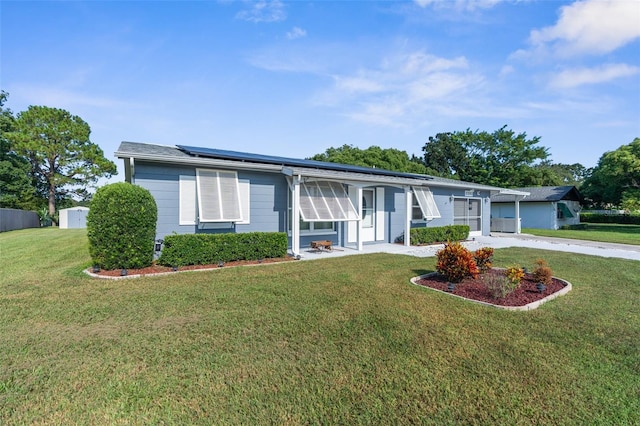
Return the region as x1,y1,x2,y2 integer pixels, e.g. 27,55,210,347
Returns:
1,228,639,424
523,223,640,245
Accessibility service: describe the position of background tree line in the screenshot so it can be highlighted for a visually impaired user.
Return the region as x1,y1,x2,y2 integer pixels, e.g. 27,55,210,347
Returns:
310,126,639,212
0,91,117,224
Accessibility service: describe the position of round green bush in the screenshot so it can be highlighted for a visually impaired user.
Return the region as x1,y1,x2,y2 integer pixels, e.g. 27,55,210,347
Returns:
87,182,157,270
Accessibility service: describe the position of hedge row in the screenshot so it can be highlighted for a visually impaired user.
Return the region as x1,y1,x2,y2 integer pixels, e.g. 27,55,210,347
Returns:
396,225,470,245
580,213,640,225
158,232,288,267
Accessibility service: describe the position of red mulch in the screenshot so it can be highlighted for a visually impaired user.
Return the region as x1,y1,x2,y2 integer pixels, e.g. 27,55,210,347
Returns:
415,269,566,307
91,257,295,277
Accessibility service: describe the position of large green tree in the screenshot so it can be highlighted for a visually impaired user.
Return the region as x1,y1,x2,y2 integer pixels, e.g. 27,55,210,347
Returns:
421,126,550,187
531,161,591,187
308,144,428,174
0,91,39,210
581,138,640,208
8,106,117,223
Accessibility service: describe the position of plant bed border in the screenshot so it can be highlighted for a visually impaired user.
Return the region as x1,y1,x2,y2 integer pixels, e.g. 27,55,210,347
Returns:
84,257,296,280
410,269,572,311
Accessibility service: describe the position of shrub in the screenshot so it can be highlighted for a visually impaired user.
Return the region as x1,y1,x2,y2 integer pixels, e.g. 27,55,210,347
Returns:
87,183,157,270
505,264,525,287
531,259,553,285
580,213,640,225
473,247,494,273
436,241,479,283
560,223,588,230
158,232,288,267
482,273,515,299
395,225,470,245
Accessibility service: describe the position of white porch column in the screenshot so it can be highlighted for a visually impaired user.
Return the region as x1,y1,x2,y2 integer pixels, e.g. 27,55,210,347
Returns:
404,187,412,247
292,176,301,255
357,186,363,251
515,196,522,234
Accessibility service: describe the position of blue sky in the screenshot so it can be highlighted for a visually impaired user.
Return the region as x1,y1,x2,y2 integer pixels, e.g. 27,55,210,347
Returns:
2,0,639,183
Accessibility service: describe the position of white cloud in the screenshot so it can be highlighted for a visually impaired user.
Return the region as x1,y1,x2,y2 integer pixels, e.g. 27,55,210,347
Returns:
315,51,484,126
527,0,640,57
236,0,286,23
286,26,307,40
549,63,640,89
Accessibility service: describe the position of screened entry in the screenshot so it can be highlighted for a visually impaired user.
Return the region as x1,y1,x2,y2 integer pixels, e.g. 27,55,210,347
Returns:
454,198,482,234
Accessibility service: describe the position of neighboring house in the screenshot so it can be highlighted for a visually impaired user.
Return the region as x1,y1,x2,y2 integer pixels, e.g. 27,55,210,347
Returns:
115,142,528,256
59,206,89,229
491,186,582,231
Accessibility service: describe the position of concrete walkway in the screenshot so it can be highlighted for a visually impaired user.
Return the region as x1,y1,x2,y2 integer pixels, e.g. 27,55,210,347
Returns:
299,233,640,261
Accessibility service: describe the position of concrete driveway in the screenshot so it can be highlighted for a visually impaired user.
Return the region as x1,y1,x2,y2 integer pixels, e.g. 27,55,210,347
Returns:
300,233,640,261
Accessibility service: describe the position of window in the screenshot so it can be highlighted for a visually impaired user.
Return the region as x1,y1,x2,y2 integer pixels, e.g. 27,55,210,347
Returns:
299,219,335,233
557,203,574,219
179,169,249,224
412,187,441,220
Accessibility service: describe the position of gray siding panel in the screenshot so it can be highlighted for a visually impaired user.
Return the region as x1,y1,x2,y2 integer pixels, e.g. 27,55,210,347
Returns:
133,162,288,240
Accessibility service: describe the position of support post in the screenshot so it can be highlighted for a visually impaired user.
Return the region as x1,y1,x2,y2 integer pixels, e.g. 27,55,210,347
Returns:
404,187,412,247
292,177,301,255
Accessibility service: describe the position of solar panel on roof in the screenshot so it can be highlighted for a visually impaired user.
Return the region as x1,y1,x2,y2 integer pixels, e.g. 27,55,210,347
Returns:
176,145,432,180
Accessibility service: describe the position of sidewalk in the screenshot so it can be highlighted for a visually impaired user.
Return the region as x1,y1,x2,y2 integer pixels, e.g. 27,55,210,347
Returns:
299,234,640,262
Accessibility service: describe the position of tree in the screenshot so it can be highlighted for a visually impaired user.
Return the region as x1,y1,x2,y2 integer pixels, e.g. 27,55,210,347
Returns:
581,138,640,208
308,144,428,174
421,125,550,187
532,161,591,187
0,91,40,210
8,106,117,223
421,132,471,179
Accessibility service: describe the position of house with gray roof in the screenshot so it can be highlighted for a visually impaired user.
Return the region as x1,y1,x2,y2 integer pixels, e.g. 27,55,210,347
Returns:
115,141,528,256
491,186,582,231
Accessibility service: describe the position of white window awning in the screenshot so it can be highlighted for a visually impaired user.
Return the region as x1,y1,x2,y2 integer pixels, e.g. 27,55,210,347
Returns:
299,181,359,222
197,169,243,222
413,186,441,220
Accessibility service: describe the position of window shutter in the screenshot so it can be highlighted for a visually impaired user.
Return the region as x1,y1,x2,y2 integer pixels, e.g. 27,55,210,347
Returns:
299,181,359,222
197,169,243,222
412,187,441,219
179,174,197,225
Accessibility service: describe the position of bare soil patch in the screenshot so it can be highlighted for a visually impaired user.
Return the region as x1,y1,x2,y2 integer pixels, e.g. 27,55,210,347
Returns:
415,269,567,307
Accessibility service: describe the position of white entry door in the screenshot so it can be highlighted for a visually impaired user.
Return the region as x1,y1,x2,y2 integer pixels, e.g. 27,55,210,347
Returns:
348,187,385,244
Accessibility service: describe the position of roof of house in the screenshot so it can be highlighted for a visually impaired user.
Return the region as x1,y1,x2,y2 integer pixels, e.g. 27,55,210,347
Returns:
115,141,529,194
491,186,581,203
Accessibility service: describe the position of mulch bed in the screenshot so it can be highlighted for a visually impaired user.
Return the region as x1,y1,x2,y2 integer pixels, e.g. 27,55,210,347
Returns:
415,269,566,307
90,257,295,278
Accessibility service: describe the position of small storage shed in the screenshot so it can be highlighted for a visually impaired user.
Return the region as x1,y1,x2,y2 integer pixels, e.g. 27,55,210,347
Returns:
59,206,89,229
491,186,582,231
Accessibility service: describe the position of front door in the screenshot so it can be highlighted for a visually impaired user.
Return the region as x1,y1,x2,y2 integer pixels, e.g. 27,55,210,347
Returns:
454,197,482,236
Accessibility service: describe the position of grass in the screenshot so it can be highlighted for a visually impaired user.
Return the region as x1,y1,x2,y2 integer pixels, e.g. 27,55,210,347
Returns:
523,223,640,245
1,228,639,424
